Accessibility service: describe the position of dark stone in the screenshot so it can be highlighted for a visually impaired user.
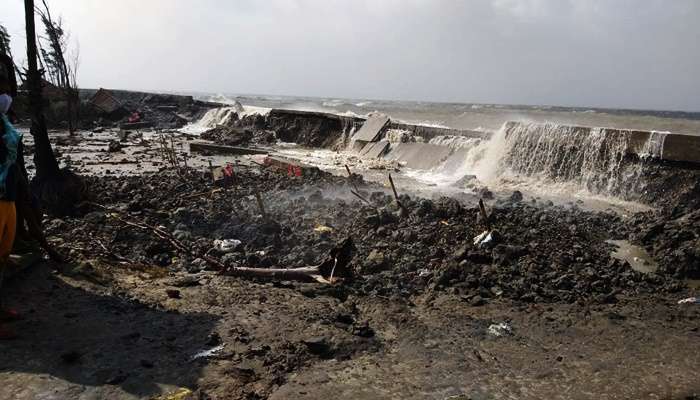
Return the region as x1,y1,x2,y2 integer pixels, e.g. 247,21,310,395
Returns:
509,190,523,203
470,295,486,306
453,245,469,261
352,321,375,338
107,140,122,153
60,351,82,364
302,337,332,356
492,244,527,265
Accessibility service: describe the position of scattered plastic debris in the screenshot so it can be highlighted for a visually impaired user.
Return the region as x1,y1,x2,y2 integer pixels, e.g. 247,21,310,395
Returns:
191,344,225,360
473,230,494,248
213,239,242,253
314,224,333,233
150,387,193,400
678,297,699,304
487,322,513,337
417,268,432,278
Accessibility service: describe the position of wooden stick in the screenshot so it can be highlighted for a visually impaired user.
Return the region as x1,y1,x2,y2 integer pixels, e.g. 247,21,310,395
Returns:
96,239,131,263
479,199,491,230
350,189,371,206
254,191,267,219
388,173,408,216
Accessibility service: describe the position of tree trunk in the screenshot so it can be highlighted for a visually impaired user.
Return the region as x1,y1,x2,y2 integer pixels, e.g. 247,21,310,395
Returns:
24,0,84,216
24,0,60,181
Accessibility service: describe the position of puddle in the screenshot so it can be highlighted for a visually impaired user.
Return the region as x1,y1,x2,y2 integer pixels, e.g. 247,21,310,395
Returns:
685,280,700,290
606,240,658,274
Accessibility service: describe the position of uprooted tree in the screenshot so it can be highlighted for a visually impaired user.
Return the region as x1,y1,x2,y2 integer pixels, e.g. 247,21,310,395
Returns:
24,0,84,215
35,0,79,135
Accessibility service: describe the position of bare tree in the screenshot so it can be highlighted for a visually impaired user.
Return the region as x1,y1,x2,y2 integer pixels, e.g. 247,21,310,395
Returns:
0,24,24,83
0,25,11,58
35,0,79,134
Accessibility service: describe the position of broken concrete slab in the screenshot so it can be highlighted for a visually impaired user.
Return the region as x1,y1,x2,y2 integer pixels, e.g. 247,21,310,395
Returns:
383,142,454,169
352,114,390,142
662,133,700,164
90,88,124,114
263,156,320,177
358,141,390,159
189,141,268,155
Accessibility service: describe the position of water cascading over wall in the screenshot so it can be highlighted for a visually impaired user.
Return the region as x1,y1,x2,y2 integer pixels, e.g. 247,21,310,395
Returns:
491,121,666,199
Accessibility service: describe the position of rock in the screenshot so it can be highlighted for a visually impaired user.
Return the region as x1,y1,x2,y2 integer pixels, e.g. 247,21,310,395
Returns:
416,199,434,216
595,292,618,304
140,359,154,368
365,250,388,271
433,197,463,218
170,275,201,287
302,337,332,356
60,351,82,364
173,230,192,241
509,190,523,203
205,332,222,346
492,244,527,265
478,188,494,200
172,207,192,222
351,321,375,338
467,250,492,264
470,295,486,306
106,372,128,385
453,245,469,261
107,140,122,153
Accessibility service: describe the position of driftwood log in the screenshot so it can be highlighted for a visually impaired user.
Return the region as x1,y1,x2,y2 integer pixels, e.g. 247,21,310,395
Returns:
223,237,356,283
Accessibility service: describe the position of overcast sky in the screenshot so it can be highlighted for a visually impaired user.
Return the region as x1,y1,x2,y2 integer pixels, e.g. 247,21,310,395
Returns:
3,0,700,111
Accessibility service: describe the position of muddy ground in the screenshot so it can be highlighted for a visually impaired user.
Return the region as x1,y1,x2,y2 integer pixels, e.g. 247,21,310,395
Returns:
0,128,699,400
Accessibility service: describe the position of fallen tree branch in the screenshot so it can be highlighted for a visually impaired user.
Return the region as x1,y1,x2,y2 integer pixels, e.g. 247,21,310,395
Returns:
95,239,131,263
87,202,226,270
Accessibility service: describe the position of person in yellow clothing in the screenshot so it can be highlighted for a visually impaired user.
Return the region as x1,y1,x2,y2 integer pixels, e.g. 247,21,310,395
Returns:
0,59,21,340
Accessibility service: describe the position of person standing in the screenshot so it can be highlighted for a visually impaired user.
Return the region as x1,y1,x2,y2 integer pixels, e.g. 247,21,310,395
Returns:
0,60,21,340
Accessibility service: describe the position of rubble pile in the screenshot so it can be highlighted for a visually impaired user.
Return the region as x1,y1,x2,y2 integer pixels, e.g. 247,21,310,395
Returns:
44,164,689,307
631,209,700,279
201,113,275,147
77,88,218,131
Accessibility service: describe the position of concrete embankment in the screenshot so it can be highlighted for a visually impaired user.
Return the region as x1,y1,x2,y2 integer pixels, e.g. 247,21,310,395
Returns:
502,121,700,165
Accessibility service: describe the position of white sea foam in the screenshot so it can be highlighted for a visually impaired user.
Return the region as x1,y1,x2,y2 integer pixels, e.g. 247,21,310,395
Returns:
180,103,271,134
402,121,664,208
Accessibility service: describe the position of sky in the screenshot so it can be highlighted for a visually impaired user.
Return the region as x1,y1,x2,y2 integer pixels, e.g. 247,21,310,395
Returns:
2,0,700,111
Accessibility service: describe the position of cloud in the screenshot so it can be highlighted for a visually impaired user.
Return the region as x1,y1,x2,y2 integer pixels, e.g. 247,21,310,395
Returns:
3,0,700,110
